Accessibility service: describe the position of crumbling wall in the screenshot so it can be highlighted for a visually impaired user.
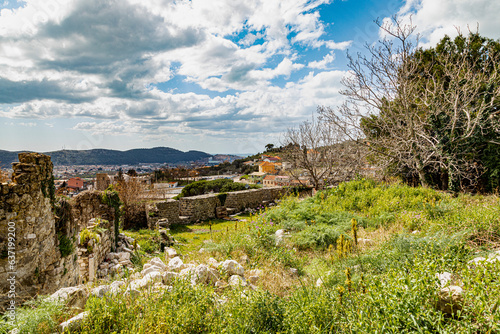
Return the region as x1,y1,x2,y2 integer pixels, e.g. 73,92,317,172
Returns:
72,191,115,283
0,153,79,311
179,194,221,221
147,187,287,227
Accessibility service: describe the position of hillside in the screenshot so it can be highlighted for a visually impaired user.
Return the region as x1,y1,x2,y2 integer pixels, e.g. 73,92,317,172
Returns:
3,179,499,333
0,147,211,166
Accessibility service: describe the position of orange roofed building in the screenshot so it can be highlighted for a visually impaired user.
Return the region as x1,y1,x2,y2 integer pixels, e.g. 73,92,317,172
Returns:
67,177,84,189
258,161,277,174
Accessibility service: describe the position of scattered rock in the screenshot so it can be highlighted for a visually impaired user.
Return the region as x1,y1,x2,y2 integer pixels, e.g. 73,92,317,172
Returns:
49,286,89,310
168,257,185,271
222,260,244,276
316,278,324,287
357,238,373,246
164,247,178,258
437,286,464,315
228,275,247,287
288,268,299,276
59,311,88,332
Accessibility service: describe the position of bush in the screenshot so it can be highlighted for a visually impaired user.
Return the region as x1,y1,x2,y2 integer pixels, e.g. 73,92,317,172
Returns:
58,233,74,257
176,179,259,198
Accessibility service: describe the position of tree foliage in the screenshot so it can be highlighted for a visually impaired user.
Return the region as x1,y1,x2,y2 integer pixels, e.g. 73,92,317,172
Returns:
321,17,500,192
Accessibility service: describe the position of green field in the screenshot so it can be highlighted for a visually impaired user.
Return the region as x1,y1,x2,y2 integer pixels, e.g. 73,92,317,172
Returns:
3,179,500,333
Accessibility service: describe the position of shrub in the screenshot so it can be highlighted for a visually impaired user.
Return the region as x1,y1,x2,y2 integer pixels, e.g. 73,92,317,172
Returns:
58,233,74,257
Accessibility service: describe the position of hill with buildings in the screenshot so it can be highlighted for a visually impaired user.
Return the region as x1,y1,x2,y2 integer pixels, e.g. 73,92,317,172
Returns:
0,147,211,167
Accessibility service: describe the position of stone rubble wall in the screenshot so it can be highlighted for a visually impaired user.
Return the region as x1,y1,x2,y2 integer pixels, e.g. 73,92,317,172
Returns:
147,187,287,227
77,229,113,283
72,190,115,230
146,199,181,228
72,191,116,283
0,153,79,311
179,194,222,221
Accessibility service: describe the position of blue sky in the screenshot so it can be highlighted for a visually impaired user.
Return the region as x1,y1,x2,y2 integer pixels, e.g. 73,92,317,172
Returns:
0,0,498,155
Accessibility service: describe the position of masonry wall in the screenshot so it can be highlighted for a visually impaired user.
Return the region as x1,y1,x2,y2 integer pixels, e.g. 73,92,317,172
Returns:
0,153,80,311
77,227,113,283
179,194,222,221
72,191,115,283
147,186,287,227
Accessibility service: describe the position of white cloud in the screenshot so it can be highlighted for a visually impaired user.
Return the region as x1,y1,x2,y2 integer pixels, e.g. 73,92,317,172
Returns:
0,0,354,152
308,52,335,69
388,0,500,47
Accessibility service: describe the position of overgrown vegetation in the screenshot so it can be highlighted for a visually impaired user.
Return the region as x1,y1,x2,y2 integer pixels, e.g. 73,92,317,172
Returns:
58,233,74,257
4,179,500,333
101,186,121,249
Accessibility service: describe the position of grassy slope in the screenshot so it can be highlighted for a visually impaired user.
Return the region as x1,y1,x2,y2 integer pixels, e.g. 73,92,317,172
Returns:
3,179,500,333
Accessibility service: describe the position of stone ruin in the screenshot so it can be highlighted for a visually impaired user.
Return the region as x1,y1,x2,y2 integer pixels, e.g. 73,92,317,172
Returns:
0,153,118,312
0,153,290,312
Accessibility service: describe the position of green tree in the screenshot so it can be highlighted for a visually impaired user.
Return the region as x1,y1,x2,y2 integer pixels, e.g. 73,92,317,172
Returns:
321,18,500,192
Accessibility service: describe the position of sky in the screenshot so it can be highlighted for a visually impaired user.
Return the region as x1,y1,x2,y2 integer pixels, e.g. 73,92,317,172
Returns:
0,0,499,155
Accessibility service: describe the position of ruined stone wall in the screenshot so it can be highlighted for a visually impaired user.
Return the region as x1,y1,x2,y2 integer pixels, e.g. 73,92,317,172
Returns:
179,194,221,221
77,227,113,283
147,187,287,227
72,190,115,230
72,191,115,283
224,187,285,211
0,153,79,311
146,199,181,228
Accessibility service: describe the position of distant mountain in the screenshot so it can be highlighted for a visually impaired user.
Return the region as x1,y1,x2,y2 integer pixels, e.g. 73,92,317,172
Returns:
0,147,212,167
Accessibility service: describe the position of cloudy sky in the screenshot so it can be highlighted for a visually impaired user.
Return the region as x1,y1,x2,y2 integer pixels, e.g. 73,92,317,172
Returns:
0,0,499,155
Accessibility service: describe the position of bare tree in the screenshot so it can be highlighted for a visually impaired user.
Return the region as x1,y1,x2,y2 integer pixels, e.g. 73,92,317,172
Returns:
320,17,500,191
117,177,148,229
281,112,365,190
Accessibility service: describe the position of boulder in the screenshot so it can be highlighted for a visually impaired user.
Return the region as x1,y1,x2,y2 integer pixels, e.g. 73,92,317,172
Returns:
191,264,209,285
221,260,244,276
207,268,220,285
49,286,89,310
128,272,162,291
148,257,167,271
436,272,453,287
168,257,185,271
228,275,247,287
91,285,110,298
208,257,219,267
141,265,163,277
59,312,88,332
117,252,131,262
248,276,259,284
179,266,195,279
437,286,464,315
164,247,178,258
108,280,125,296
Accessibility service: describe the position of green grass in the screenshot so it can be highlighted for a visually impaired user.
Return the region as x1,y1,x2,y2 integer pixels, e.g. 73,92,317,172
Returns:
10,179,500,333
